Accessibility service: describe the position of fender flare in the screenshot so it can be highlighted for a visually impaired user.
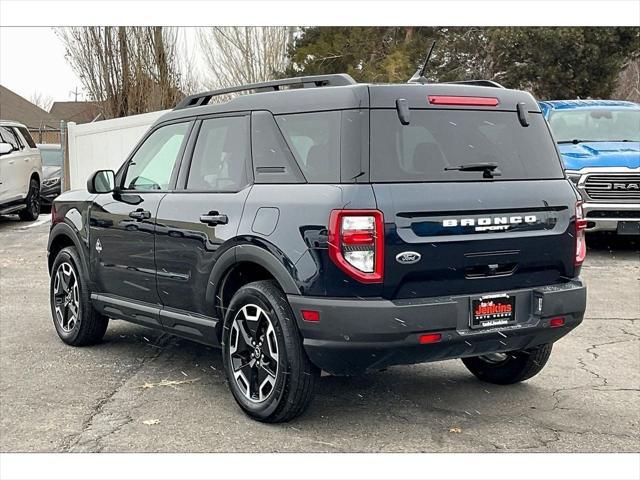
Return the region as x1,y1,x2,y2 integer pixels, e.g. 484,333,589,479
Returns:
205,243,301,311
47,222,90,279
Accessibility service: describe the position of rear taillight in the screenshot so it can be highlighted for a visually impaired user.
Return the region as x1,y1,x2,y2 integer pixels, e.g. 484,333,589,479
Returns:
328,209,384,283
575,201,587,266
51,203,61,224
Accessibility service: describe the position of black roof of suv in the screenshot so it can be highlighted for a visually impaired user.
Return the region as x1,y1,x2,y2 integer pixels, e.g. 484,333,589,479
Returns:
164,73,539,118
47,73,587,423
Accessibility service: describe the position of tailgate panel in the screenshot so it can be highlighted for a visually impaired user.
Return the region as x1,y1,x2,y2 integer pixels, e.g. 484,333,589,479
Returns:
373,180,578,299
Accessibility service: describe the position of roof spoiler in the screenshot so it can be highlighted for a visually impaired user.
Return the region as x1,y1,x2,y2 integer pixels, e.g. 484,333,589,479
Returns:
174,74,357,110
443,80,506,88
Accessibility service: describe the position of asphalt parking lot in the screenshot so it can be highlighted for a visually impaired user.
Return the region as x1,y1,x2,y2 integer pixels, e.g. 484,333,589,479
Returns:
0,214,638,453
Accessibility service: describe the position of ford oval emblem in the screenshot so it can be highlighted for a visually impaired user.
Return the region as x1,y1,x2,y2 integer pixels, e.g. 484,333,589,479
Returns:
396,251,421,264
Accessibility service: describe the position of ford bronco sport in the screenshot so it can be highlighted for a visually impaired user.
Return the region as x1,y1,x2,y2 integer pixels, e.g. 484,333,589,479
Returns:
47,74,587,422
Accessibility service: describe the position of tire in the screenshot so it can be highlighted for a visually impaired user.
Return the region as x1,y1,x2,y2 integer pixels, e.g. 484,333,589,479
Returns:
50,246,109,346
222,280,318,423
461,344,553,385
18,178,41,221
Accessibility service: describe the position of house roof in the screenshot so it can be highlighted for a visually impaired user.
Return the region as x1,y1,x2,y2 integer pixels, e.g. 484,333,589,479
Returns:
49,101,102,124
0,85,60,130
0,85,61,130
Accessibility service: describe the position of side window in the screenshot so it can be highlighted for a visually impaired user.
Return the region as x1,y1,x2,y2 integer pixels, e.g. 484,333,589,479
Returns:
186,116,249,192
0,126,20,150
123,122,189,191
251,111,305,184
276,111,341,183
16,127,37,148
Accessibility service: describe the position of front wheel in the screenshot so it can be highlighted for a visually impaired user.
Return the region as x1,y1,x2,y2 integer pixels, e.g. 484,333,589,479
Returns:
461,344,553,385
19,178,41,221
50,246,109,346
222,280,318,423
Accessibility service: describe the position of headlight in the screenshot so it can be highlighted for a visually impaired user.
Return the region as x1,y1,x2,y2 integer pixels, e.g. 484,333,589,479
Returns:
564,170,582,185
43,177,60,187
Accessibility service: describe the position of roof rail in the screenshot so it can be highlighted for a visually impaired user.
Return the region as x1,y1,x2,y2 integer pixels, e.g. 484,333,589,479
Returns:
174,74,357,110
443,80,506,89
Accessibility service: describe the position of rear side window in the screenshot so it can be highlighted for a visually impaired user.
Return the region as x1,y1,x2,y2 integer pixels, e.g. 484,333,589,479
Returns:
276,111,341,183
0,126,20,150
370,110,564,182
186,116,249,192
251,111,305,184
17,127,37,148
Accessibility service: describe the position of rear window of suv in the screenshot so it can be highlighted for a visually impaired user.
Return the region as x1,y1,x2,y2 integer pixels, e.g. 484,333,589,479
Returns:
370,110,564,182
276,111,340,183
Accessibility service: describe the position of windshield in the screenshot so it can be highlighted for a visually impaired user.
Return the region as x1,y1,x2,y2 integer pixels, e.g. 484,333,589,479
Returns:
40,148,63,166
370,110,564,182
547,108,640,143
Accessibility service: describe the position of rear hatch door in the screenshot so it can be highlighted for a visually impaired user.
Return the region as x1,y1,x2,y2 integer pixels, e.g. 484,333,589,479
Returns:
368,91,579,299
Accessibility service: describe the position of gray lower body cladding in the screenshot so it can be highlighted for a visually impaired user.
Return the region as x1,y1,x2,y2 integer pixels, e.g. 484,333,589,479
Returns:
289,279,586,375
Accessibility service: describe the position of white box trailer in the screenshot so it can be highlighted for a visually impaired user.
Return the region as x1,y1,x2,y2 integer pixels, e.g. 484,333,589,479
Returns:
66,110,168,191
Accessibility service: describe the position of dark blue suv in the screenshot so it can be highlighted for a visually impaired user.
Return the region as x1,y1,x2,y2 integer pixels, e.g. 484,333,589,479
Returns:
47,74,587,422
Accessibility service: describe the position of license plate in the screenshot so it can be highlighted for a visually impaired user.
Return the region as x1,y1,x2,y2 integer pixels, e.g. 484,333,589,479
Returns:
617,221,640,236
470,294,516,329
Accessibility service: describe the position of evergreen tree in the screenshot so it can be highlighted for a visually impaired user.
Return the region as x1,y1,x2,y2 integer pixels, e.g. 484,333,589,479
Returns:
286,27,639,99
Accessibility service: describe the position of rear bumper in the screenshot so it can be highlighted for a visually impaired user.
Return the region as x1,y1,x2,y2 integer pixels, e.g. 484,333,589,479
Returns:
288,279,587,375
583,202,640,233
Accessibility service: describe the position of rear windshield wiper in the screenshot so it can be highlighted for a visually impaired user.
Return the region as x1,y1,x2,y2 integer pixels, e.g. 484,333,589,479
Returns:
445,162,502,179
557,139,600,144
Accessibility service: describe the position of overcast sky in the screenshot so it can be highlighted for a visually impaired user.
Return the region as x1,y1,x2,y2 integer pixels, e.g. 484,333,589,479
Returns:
0,27,84,103
0,27,203,106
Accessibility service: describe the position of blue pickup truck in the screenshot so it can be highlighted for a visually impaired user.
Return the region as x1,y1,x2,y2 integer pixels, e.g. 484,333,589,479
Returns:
540,100,640,234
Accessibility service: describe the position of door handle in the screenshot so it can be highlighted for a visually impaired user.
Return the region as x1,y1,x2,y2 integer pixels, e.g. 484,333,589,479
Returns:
200,211,228,226
129,208,151,220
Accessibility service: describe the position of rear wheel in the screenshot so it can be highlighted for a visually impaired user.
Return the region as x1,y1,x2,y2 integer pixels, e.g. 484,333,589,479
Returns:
50,246,109,346
18,178,41,221
461,344,553,384
222,280,318,423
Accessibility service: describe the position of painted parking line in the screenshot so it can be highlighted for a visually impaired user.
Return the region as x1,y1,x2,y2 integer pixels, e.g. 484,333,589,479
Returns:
17,214,52,230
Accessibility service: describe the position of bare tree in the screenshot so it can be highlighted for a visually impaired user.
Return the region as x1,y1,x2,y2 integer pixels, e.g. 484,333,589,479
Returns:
198,27,292,91
613,56,640,102
30,92,54,111
56,27,198,119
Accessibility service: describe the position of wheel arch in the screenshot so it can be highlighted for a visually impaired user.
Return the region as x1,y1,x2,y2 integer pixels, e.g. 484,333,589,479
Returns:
48,223,90,279
207,243,301,336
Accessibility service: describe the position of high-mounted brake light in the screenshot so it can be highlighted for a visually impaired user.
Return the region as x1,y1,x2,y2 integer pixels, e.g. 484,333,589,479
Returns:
328,209,384,283
575,201,587,266
428,95,499,107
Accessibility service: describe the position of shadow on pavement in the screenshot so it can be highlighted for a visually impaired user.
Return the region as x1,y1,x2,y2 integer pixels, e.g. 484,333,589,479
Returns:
586,232,639,253
97,321,538,426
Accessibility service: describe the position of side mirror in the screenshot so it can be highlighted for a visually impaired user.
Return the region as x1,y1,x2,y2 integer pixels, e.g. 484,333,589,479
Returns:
0,142,13,155
87,170,116,194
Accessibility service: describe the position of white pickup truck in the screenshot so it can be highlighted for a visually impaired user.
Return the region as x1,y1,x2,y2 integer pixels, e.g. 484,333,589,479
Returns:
0,120,43,220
